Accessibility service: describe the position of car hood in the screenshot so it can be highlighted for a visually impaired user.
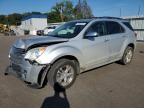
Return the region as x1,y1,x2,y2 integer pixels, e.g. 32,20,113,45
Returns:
13,36,69,50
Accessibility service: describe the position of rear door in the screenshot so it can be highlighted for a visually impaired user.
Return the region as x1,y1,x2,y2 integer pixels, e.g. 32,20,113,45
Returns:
105,21,127,60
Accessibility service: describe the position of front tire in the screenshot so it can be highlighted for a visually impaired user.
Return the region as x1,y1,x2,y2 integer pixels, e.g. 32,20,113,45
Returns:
48,59,78,89
120,46,134,65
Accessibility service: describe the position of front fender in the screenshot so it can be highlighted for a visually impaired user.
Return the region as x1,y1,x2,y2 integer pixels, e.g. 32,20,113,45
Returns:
36,46,84,67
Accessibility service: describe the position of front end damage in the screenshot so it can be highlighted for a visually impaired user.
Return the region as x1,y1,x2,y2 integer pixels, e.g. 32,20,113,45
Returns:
5,46,50,88
5,36,68,88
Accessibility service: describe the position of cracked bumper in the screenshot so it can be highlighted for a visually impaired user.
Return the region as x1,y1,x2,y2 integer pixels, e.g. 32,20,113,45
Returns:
7,60,45,85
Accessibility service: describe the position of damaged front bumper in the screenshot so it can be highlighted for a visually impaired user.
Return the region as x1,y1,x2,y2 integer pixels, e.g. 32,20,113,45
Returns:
6,46,51,88
5,59,49,88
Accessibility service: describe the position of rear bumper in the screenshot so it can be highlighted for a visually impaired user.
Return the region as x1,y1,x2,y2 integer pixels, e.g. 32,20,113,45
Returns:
7,60,45,85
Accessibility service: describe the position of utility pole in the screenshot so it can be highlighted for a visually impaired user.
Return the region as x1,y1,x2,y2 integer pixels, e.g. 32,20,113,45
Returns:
137,5,141,16
60,6,64,22
120,8,122,17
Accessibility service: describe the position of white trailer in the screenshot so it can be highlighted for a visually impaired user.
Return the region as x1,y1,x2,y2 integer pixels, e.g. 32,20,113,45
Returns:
16,14,47,35
124,16,144,41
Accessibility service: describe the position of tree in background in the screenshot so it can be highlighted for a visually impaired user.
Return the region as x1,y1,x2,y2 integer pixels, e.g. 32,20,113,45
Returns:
74,0,93,19
0,0,93,25
51,2,64,22
0,12,43,25
47,11,61,23
63,1,74,21
8,13,22,25
0,15,7,24
48,0,93,22
48,0,74,23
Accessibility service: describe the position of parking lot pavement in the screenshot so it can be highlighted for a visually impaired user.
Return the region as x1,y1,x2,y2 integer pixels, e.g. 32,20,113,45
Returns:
0,36,144,108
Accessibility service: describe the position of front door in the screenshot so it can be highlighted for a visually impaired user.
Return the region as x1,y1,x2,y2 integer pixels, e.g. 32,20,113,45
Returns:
82,21,109,69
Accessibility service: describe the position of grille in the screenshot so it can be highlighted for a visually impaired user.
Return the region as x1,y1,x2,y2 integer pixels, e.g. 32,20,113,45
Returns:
10,47,25,64
12,63,21,72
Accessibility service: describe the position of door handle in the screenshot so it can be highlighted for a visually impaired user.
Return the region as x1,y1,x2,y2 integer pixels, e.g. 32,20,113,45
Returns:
122,35,126,37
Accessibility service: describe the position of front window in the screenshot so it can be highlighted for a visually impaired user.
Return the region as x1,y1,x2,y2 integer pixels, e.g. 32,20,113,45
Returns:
86,21,106,36
48,22,88,38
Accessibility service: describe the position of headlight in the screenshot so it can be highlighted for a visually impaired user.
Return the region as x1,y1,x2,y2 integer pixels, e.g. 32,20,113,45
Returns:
24,47,47,61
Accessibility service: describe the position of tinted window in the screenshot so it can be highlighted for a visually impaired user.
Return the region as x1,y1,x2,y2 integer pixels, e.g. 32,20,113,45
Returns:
86,22,106,36
106,21,125,34
123,22,134,31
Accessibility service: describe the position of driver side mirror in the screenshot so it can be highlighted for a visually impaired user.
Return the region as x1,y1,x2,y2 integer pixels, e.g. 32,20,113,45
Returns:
85,31,98,37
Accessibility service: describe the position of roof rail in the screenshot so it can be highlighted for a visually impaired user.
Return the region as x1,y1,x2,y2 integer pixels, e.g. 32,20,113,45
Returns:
91,16,124,20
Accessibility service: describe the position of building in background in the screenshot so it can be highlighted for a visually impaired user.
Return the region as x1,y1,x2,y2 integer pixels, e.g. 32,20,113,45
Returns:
124,16,144,41
21,14,47,35
11,14,47,35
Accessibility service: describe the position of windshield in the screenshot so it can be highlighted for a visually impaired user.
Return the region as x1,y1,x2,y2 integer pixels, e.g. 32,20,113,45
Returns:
48,22,88,38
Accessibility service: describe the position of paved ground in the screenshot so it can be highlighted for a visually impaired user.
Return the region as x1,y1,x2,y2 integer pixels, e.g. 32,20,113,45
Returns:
0,36,144,108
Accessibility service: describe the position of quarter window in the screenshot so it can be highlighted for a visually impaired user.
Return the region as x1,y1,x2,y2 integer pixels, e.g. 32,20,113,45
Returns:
123,22,134,31
106,21,125,34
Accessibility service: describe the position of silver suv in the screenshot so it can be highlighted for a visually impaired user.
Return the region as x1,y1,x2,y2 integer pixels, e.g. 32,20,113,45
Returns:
7,17,136,88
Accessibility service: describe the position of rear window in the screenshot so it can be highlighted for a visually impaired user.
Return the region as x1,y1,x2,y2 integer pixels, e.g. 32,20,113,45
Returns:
123,22,134,31
105,21,125,34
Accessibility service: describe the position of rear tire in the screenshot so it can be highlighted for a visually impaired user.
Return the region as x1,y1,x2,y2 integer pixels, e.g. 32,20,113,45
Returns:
120,46,134,65
48,59,78,89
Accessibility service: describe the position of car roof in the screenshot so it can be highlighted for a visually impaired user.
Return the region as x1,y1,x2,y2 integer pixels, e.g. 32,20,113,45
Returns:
69,17,129,23
69,19,92,23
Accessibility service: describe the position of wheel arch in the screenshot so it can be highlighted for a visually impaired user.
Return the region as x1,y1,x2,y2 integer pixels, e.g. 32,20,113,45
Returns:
127,43,135,50
52,55,80,74
37,55,80,88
